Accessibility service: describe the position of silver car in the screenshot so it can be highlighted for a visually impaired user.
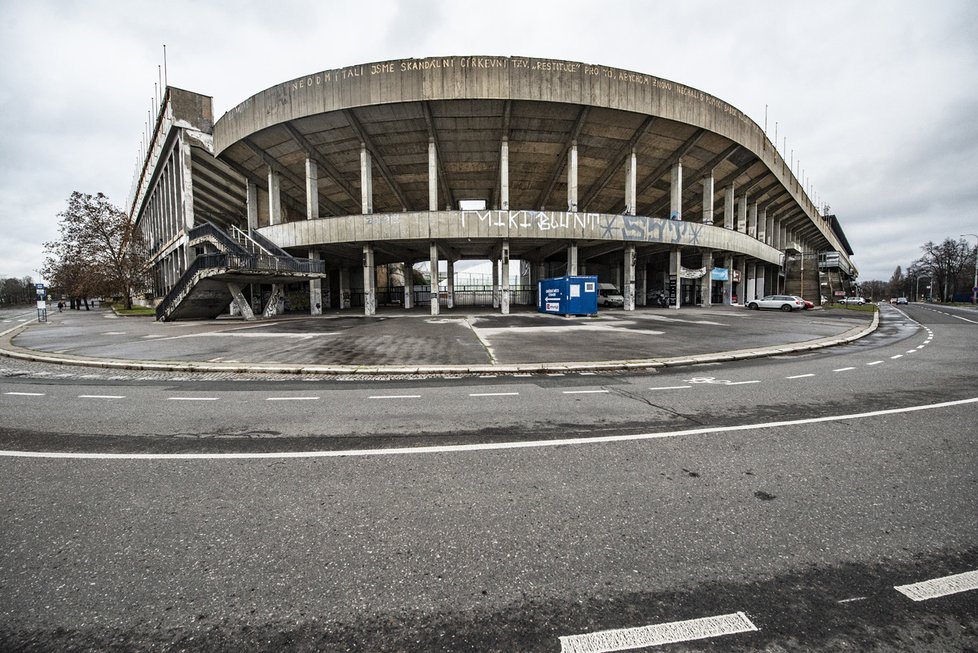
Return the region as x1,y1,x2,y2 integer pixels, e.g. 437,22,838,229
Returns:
746,294,805,312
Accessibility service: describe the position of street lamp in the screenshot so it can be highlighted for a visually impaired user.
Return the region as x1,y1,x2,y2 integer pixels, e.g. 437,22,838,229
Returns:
962,234,978,306
915,275,931,303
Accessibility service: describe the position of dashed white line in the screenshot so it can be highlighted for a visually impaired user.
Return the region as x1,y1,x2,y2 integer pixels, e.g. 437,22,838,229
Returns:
266,396,320,401
786,373,815,379
4,392,45,396
648,385,692,390
726,380,760,385
837,596,867,604
78,394,125,399
916,345,925,349
833,367,856,372
558,611,758,652
562,389,609,394
368,394,421,399
867,361,884,366
895,569,978,601
891,354,903,359
469,392,520,397
167,397,218,401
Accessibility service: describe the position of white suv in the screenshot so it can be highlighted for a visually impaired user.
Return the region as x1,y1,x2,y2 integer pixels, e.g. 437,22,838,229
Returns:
746,295,805,312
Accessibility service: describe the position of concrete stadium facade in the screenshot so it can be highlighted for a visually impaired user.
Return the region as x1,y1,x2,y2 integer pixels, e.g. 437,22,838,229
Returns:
129,56,856,319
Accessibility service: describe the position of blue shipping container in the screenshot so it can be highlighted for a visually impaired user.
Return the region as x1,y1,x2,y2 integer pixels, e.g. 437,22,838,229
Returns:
538,276,599,315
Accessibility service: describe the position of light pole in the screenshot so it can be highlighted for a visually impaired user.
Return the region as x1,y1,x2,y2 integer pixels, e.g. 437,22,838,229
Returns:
962,234,978,305
915,275,931,303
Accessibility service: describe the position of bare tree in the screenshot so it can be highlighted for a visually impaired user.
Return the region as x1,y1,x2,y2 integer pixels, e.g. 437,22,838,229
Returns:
912,238,971,301
42,192,149,309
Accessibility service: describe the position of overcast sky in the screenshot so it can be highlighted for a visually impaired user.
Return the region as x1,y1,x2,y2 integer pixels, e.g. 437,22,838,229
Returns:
2,0,976,283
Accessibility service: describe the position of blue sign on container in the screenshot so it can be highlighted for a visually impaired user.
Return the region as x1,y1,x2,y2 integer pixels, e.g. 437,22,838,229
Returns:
537,275,598,316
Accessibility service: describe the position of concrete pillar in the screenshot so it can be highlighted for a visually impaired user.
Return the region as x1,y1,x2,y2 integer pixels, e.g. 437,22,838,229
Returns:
737,196,748,234
670,161,683,220
268,168,282,226
246,182,259,233
724,254,734,304
566,242,579,276
428,138,438,211
757,209,767,243
362,243,376,316
360,143,373,214
723,184,735,229
263,283,284,317
702,175,714,225
701,249,713,307
429,242,440,315
766,213,775,246
567,141,579,211
623,243,636,311
491,256,500,308
403,261,414,309
339,267,351,309
748,203,758,239
746,261,757,301
501,240,511,315
637,261,647,306
669,247,682,309
446,258,455,309
309,250,322,315
500,138,510,210
626,150,637,215
228,282,256,321
772,218,781,249
756,263,766,298
736,256,747,304
305,157,319,220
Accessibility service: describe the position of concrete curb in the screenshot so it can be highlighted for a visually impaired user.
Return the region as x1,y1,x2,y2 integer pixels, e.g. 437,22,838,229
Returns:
0,311,879,377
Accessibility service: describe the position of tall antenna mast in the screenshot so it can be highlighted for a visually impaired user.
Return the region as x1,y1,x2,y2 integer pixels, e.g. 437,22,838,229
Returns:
163,44,168,87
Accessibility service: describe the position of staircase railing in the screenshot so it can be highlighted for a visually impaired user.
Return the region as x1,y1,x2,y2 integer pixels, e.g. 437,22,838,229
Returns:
188,222,253,257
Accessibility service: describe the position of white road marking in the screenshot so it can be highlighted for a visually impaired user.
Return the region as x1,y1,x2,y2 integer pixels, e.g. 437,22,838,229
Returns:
563,389,609,394
949,314,978,324
891,354,903,359
266,396,319,401
78,395,125,399
648,385,692,390
558,611,757,652
103,331,126,335
833,367,856,372
906,350,917,354
6,396,975,461
167,397,218,401
837,596,867,604
867,361,884,366
895,570,978,601
916,345,925,349
786,373,815,379
726,380,760,385
4,392,45,396
368,395,421,399
469,392,519,397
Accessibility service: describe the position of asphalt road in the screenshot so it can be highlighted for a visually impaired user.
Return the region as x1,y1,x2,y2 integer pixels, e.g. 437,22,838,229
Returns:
1,303,976,651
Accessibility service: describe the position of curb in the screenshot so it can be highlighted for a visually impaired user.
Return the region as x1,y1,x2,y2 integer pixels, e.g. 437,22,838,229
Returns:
0,311,879,377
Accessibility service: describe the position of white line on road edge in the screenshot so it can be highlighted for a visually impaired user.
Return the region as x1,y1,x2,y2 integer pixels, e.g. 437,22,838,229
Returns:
2,396,976,461
558,611,757,653
894,570,978,601
4,392,45,396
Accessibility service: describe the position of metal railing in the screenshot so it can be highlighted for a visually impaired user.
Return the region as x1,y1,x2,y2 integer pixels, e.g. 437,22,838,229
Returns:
188,222,253,257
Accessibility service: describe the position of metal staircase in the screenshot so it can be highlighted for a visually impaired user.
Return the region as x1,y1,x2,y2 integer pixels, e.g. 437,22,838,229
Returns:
156,222,325,321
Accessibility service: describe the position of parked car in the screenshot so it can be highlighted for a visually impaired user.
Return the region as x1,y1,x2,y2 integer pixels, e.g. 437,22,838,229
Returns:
839,296,866,305
597,283,625,307
896,297,909,304
801,298,814,309
746,295,806,311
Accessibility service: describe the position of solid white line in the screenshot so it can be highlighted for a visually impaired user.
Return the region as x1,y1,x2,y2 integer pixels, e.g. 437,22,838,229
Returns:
4,396,976,461
649,385,692,390
368,395,421,399
786,373,815,379
895,570,978,601
266,396,320,401
78,395,125,399
4,392,45,396
949,314,978,324
558,611,757,652
563,390,609,394
469,392,519,397
833,367,856,372
867,361,884,366
167,397,217,401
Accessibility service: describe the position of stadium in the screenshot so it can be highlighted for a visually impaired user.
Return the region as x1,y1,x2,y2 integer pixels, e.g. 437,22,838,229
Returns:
128,56,856,320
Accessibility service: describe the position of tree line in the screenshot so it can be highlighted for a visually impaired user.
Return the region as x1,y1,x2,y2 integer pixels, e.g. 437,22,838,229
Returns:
862,237,977,302
0,276,37,306
42,192,149,310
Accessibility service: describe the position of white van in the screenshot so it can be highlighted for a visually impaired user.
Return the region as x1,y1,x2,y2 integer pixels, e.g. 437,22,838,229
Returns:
597,283,625,307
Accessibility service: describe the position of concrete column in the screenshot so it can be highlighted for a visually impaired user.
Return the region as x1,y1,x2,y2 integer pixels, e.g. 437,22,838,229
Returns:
626,150,637,215
723,184,735,229
701,249,713,307
227,282,256,321
623,243,636,311
756,263,766,298
339,267,351,309
263,283,284,318
428,138,438,211
446,258,455,309
268,168,282,226
669,247,682,309
500,138,510,210
360,143,373,214
246,182,259,233
305,157,319,220
736,256,747,304
362,244,376,316
309,250,322,315
670,161,683,220
491,257,499,308
567,141,578,211
403,261,414,309
772,218,781,249
535,261,546,286
746,261,757,301
429,242,440,315
567,242,579,276
748,203,758,238
737,196,748,234
637,261,647,307
702,175,714,225
723,254,734,304
500,240,511,315
757,209,767,243
766,213,775,246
